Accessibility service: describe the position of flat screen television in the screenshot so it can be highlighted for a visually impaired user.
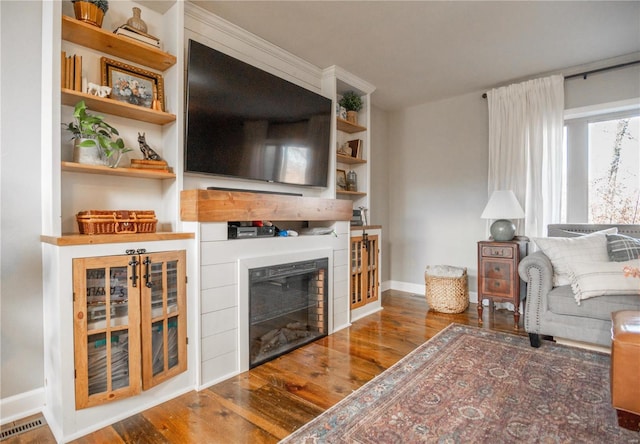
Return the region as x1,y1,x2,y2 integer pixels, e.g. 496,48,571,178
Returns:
185,40,332,187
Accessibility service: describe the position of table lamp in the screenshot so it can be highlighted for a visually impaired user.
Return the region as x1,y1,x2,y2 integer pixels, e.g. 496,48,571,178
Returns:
480,190,525,241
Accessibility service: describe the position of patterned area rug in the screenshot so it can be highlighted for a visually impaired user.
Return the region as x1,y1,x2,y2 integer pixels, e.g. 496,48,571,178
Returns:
280,324,639,443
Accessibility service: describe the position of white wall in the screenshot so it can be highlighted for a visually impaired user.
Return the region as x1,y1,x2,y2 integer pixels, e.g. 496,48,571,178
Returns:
386,92,489,293
565,63,640,109
0,1,45,400
369,106,390,282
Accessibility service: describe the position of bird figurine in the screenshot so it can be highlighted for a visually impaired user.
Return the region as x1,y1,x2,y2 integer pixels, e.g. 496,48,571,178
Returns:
137,132,162,160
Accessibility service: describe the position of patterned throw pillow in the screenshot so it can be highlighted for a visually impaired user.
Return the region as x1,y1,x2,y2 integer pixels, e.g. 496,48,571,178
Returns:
533,228,617,287
607,234,640,262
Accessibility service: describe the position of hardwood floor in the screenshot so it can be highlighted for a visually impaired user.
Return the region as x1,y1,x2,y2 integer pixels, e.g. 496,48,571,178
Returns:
2,290,527,443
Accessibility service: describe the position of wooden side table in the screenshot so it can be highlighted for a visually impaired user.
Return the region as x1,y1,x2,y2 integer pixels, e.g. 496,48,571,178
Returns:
477,238,528,328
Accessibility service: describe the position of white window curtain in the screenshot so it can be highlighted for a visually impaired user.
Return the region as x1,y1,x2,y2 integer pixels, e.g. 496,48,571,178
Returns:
487,75,564,238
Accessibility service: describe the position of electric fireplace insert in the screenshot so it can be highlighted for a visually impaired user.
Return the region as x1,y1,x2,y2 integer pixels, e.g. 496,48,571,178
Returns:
248,258,328,368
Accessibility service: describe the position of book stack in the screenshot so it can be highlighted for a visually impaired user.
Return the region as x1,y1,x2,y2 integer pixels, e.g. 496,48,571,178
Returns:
114,25,160,48
130,159,171,172
61,52,82,91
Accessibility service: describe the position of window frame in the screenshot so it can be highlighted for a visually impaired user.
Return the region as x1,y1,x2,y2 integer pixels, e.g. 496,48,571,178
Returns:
563,99,640,223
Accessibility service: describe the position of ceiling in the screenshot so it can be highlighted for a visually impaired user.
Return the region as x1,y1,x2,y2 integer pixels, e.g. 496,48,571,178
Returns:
189,1,640,111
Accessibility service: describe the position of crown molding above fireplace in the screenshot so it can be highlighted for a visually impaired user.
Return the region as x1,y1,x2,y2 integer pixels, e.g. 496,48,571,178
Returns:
180,189,353,222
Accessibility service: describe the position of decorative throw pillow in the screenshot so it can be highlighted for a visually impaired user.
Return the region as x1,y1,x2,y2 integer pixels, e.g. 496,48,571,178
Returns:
568,259,640,303
607,233,640,262
533,228,618,287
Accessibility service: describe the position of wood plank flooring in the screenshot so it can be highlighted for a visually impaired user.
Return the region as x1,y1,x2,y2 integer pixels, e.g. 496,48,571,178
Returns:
1,290,527,443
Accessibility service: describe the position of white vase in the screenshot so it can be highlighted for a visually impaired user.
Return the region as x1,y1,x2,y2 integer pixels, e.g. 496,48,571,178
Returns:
73,139,108,166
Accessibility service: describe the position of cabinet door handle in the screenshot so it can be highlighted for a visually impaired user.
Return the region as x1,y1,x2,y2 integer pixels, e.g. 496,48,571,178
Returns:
143,256,152,288
129,256,139,288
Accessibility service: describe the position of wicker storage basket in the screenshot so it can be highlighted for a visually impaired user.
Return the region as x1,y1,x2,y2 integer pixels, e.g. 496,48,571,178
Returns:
424,266,469,314
76,210,157,235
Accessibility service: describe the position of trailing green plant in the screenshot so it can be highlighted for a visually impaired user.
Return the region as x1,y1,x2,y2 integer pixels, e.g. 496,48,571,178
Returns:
62,100,132,164
71,0,109,14
339,91,363,112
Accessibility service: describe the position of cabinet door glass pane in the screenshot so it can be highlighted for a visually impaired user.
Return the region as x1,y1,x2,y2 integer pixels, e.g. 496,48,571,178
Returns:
352,239,363,272
150,317,180,378
111,330,130,390
167,260,179,314
86,268,107,330
168,316,179,369
87,333,107,395
151,320,164,376
150,262,164,317
110,266,129,328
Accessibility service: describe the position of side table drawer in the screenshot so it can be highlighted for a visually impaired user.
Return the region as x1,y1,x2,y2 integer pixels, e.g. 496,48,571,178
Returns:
482,278,512,298
482,261,512,281
481,246,514,259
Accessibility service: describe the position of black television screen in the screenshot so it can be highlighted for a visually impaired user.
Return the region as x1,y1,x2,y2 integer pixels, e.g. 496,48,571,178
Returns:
185,40,332,187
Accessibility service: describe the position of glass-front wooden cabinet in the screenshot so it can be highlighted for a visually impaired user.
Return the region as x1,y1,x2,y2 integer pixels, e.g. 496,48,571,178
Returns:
73,250,186,409
350,234,379,309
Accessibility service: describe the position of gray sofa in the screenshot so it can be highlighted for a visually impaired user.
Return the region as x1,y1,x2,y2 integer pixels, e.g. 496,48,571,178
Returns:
518,224,640,348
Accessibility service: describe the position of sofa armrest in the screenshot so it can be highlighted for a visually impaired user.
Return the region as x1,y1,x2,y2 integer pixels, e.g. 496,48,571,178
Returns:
518,251,554,338
518,251,553,285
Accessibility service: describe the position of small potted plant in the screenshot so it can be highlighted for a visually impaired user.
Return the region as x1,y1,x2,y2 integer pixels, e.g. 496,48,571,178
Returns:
72,0,109,28
63,100,132,167
339,91,363,124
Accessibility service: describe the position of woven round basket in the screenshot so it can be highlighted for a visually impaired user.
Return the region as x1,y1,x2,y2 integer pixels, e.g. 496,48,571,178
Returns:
425,267,469,314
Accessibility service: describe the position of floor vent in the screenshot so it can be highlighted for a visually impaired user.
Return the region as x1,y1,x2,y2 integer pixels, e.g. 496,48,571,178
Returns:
1,416,47,441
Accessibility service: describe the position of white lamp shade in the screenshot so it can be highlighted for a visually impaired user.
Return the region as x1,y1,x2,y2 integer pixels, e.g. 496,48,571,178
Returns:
481,190,525,220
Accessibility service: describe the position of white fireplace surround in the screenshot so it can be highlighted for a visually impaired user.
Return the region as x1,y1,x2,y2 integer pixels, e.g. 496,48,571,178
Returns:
188,220,351,389
238,248,333,371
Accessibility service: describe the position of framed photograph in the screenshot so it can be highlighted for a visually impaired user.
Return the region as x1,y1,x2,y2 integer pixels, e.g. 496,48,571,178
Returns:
336,169,347,191
100,57,164,110
347,139,363,159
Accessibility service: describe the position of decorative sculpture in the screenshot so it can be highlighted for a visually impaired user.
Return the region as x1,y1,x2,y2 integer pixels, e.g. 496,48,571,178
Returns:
137,132,162,160
87,82,111,98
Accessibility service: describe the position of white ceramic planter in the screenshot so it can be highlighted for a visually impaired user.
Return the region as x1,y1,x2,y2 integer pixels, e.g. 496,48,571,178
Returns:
73,139,108,166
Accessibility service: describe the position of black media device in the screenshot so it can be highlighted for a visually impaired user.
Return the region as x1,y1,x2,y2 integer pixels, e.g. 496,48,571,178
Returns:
228,225,276,239
185,40,332,188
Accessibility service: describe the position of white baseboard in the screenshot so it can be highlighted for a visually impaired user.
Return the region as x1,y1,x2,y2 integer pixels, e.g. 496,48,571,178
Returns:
0,387,45,425
384,280,423,294
383,280,478,305
380,280,392,292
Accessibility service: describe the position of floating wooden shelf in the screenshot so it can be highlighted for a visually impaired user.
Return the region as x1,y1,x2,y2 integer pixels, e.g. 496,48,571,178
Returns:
336,154,367,165
62,161,176,179
337,118,367,133
41,232,194,247
337,190,367,197
62,89,176,125
62,15,176,71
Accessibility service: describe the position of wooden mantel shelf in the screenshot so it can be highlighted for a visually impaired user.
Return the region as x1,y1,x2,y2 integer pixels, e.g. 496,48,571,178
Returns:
181,189,353,222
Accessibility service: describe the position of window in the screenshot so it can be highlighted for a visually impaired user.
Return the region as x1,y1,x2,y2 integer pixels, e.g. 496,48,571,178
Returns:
564,105,639,224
